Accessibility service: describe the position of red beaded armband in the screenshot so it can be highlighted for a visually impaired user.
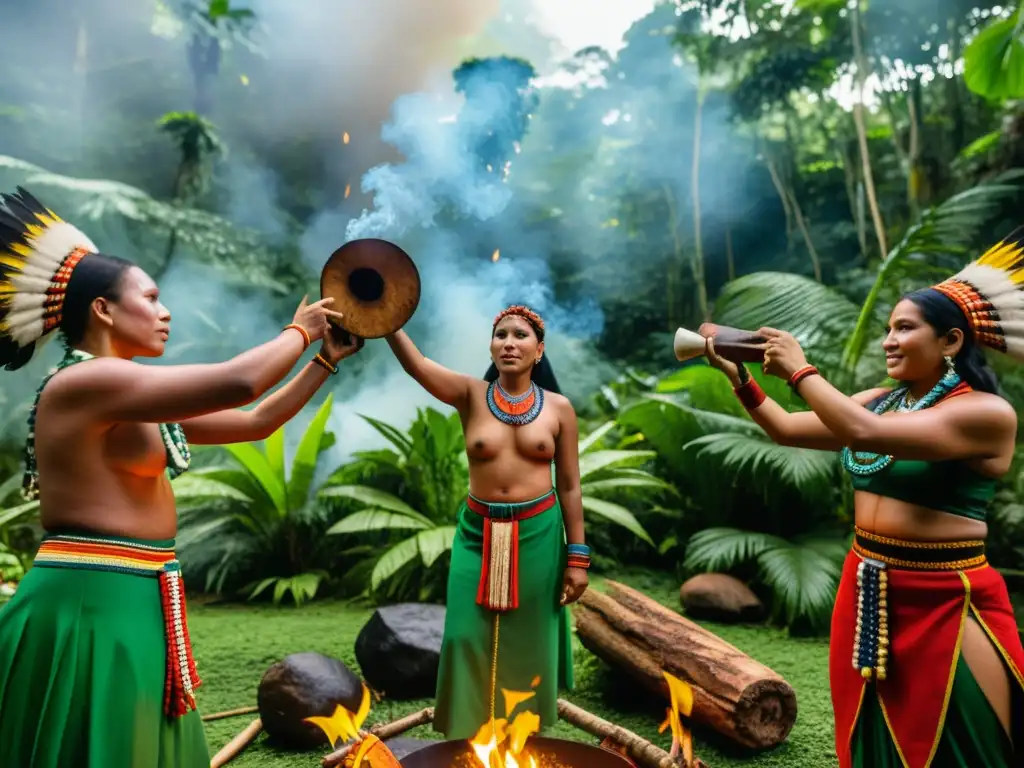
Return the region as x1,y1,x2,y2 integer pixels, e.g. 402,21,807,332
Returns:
567,556,591,570
788,365,819,391
735,379,766,410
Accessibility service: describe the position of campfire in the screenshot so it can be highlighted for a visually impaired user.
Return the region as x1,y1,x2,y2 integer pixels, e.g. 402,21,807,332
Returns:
467,683,543,767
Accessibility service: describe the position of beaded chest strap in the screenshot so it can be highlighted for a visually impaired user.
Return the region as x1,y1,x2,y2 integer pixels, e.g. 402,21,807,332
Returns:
33,533,201,718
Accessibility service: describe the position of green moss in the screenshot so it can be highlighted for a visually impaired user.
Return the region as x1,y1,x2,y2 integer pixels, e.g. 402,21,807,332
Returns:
192,570,837,767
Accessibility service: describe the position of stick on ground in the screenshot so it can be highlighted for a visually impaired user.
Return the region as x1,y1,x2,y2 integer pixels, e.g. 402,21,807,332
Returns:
558,699,704,768
202,706,259,722
321,707,435,767
210,717,263,768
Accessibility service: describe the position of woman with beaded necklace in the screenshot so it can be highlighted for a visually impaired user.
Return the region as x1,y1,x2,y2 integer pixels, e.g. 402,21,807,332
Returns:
0,188,360,767
384,304,588,740
705,231,1024,768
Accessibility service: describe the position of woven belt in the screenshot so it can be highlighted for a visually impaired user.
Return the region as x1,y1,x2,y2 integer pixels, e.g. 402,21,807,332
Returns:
33,533,201,718
853,527,986,571
467,490,557,612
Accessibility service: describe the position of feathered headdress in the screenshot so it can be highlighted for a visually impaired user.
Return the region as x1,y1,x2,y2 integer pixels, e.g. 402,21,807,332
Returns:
931,226,1024,361
0,187,98,370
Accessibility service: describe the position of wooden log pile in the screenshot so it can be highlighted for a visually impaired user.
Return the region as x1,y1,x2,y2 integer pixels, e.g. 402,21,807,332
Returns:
574,580,797,750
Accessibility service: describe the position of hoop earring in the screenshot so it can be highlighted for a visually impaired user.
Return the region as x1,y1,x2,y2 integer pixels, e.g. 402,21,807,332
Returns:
944,355,956,376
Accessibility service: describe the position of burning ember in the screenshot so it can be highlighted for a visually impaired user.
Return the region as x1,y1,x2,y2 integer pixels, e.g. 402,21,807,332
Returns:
343,132,351,144
345,184,352,199
305,683,371,747
468,683,542,767
658,671,695,763
492,249,500,262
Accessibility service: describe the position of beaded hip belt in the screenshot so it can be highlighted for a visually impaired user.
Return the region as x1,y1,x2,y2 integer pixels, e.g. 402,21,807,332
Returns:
850,528,986,682
467,490,557,613
33,533,201,718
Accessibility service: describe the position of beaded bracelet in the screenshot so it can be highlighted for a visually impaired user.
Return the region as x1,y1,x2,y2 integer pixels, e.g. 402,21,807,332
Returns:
567,543,591,570
788,365,819,393
313,353,338,375
283,323,311,349
735,378,766,410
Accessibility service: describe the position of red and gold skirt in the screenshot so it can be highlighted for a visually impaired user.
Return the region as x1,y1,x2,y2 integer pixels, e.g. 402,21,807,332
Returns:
830,528,1024,768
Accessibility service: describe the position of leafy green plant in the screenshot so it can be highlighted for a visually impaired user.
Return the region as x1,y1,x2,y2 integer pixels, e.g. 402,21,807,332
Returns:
0,474,40,597
324,407,666,602
171,394,342,605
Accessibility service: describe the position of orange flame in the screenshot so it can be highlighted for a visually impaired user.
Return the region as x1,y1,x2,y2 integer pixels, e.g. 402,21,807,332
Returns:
345,184,351,199
657,671,694,764
492,249,500,262
343,132,350,144
469,681,542,767
304,683,372,748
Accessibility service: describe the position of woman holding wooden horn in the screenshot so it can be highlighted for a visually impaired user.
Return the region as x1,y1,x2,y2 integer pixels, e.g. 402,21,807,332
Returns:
0,187,360,767
704,232,1024,768
385,304,586,740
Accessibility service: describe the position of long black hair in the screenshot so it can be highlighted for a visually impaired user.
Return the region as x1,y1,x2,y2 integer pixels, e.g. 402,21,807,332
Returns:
902,287,1000,394
60,253,135,346
483,356,562,394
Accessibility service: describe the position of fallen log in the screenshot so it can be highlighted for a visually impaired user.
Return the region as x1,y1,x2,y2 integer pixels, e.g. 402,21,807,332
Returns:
574,580,796,750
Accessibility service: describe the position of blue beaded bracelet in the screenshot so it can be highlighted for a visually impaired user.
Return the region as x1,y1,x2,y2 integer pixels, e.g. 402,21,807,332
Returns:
567,543,591,557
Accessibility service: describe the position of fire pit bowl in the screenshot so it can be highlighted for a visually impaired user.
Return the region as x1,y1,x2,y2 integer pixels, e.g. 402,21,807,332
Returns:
399,736,634,768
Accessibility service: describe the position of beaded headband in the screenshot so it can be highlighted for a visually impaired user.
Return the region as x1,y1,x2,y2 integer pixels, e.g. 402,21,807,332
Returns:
931,226,1024,361
493,304,545,340
0,187,98,371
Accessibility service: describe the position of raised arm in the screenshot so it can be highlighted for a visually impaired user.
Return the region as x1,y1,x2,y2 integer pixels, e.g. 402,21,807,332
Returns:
47,299,344,425
385,330,473,408
707,338,885,451
761,327,1018,462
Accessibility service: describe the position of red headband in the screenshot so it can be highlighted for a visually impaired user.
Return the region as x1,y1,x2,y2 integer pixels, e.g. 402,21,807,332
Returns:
493,304,545,336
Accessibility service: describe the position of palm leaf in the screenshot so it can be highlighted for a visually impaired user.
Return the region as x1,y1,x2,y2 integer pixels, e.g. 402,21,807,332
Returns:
319,485,433,527
580,496,654,545
416,526,457,567
370,536,421,590
582,477,675,495
327,509,432,535
0,500,39,528
264,426,286,483
964,8,1024,101
578,449,656,479
757,543,841,625
684,433,837,499
579,421,617,454
287,395,334,510
684,527,788,572
360,415,414,456
843,172,1024,372
222,443,287,515
171,475,253,503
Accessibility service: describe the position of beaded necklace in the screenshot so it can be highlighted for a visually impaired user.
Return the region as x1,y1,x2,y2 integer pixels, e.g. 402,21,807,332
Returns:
22,343,191,500
486,379,544,426
840,369,961,477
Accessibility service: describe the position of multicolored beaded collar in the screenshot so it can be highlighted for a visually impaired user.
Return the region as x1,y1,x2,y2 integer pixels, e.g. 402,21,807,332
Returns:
486,379,544,426
22,343,191,499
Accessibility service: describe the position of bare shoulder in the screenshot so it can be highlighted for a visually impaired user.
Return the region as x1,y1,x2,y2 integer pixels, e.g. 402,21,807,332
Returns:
945,390,1017,427
544,390,575,418
43,357,138,400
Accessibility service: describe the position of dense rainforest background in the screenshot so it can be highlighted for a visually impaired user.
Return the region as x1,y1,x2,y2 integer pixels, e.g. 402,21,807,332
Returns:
1,0,1023,638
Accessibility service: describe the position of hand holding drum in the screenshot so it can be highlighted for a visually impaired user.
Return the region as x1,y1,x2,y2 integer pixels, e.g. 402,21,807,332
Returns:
673,323,768,365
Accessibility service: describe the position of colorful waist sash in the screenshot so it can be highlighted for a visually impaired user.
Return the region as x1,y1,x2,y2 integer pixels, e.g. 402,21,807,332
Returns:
32,532,202,718
831,528,1024,768
467,490,557,612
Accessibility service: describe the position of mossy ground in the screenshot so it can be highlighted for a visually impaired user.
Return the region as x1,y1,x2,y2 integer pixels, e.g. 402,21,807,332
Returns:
193,568,838,768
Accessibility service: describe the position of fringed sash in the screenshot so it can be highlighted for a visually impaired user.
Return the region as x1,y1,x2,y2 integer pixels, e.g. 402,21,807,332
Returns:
32,532,201,718
467,490,557,612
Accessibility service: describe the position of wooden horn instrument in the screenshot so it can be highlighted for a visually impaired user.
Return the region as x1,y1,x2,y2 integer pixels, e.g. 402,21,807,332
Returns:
673,323,767,364
319,238,422,340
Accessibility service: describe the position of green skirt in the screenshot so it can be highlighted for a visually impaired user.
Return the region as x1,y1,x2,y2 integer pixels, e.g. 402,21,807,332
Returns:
852,656,1016,767
0,532,210,767
433,493,575,740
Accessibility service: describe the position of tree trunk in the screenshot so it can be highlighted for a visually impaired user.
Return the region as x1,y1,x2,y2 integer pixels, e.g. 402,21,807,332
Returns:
850,0,888,258
573,581,797,751
691,88,709,322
